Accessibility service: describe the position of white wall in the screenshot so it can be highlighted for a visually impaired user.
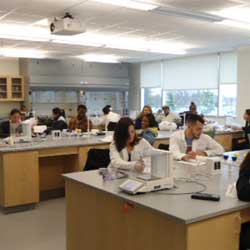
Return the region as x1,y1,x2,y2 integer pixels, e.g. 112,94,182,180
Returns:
0,58,19,75
0,58,21,118
237,47,250,124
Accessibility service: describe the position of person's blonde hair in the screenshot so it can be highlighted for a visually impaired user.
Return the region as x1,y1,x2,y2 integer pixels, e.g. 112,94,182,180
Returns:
137,105,153,119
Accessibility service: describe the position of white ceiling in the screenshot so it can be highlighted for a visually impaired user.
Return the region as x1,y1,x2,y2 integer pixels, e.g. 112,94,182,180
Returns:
1,0,250,62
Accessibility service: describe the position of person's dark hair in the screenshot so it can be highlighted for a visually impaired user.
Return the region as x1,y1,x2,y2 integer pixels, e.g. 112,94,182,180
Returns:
77,104,87,112
142,113,157,128
187,114,205,125
60,109,66,118
114,117,139,152
52,107,62,116
103,105,111,115
245,109,250,116
162,105,170,110
10,108,21,117
20,104,26,111
189,102,197,111
240,152,250,171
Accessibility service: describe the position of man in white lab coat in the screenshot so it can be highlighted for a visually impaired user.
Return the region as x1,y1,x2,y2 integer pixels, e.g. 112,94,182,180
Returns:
170,114,224,161
99,105,121,130
160,106,181,124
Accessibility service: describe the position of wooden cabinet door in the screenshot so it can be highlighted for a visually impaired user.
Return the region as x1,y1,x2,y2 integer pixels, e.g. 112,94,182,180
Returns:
9,77,24,101
0,77,8,101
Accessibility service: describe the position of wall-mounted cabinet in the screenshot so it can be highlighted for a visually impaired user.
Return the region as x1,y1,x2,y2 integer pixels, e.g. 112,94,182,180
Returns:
0,77,8,100
0,76,24,101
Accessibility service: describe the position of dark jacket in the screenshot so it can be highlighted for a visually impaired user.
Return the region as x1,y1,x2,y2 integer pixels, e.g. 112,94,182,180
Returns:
236,169,250,202
243,122,250,143
46,118,68,134
51,120,68,131
0,121,10,138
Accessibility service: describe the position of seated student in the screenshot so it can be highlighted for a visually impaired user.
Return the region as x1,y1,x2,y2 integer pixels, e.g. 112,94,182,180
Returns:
48,107,68,133
69,105,93,132
135,105,158,129
234,109,250,150
0,109,22,138
139,114,159,145
189,102,198,115
179,102,204,127
20,104,28,121
236,152,250,250
170,114,224,161
99,105,120,130
109,117,153,172
158,105,181,124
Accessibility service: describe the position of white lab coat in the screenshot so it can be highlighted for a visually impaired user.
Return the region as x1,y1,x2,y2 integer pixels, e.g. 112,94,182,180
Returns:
99,112,121,127
169,130,224,160
109,138,153,171
58,116,66,122
157,112,180,123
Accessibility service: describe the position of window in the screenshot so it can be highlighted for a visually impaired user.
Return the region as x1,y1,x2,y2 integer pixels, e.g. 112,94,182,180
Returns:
141,88,162,112
140,52,237,117
32,90,127,117
219,84,237,116
32,90,78,117
83,91,126,116
163,89,218,116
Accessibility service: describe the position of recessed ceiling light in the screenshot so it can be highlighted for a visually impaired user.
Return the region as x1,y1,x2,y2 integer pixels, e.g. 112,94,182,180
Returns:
78,54,121,63
93,0,158,11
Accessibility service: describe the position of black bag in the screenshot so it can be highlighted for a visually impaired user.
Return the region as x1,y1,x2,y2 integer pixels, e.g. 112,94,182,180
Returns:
84,149,110,171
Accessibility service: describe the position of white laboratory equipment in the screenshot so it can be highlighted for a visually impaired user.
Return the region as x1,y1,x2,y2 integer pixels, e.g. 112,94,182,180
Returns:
120,150,174,194
174,156,222,178
10,119,35,143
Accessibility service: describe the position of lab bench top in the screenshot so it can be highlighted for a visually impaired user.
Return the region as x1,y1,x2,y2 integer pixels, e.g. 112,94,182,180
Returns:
0,131,171,153
64,166,250,225
0,129,242,153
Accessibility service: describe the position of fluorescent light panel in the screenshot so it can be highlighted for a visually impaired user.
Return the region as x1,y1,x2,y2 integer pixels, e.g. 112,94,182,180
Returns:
0,23,191,55
93,0,158,11
52,37,103,47
212,6,250,23
212,6,250,30
218,19,250,30
78,54,120,63
0,48,47,59
33,18,50,26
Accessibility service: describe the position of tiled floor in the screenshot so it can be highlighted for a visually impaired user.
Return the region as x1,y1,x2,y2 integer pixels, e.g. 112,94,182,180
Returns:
0,198,66,250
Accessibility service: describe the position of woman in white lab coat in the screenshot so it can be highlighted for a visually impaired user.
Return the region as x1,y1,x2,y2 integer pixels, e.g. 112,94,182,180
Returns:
109,117,153,172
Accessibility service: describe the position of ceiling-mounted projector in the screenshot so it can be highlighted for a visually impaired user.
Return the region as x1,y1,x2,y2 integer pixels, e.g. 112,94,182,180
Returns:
50,12,86,35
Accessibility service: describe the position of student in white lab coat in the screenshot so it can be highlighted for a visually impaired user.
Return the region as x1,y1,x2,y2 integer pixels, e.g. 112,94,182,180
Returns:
109,117,153,172
159,106,181,124
99,105,121,130
170,114,224,161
